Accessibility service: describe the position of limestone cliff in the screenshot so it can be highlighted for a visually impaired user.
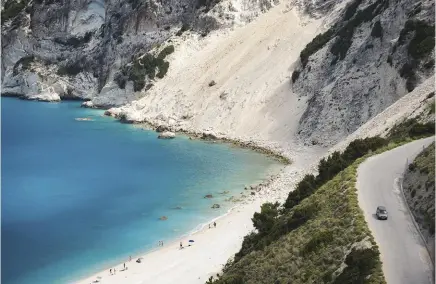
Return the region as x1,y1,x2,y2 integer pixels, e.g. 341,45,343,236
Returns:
2,0,434,148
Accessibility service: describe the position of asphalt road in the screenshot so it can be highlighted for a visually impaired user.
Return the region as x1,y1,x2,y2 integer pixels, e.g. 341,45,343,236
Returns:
357,137,435,284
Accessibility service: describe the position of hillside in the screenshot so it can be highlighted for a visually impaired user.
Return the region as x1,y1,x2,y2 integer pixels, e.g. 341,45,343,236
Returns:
2,0,434,149
403,142,435,262
208,116,434,284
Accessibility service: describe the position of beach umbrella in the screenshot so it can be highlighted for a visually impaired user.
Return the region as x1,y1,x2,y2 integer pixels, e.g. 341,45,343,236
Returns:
188,240,195,243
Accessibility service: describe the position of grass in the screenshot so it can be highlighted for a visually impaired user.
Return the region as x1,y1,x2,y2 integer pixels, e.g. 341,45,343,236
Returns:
211,155,388,284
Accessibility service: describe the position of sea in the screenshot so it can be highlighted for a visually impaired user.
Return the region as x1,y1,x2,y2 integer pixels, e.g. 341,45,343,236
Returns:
1,98,281,284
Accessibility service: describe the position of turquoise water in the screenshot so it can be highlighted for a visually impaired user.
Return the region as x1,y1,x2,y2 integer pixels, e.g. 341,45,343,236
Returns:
1,98,280,284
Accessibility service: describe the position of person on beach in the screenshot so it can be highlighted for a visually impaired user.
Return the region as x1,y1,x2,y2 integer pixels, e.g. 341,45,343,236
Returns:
110,268,112,275
214,221,216,228
124,263,126,269
208,224,211,229
129,256,131,262
180,241,183,249
161,240,164,246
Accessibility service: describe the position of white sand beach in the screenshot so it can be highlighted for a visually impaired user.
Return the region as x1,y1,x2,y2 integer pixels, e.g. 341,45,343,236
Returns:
77,199,270,284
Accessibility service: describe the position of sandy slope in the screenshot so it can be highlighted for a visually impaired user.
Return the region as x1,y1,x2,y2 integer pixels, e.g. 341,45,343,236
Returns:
110,2,329,147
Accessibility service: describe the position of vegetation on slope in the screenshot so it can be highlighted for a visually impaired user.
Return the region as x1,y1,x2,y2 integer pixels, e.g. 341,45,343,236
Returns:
115,45,174,91
404,142,435,236
294,0,388,77
12,55,34,76
1,0,28,24
208,116,435,284
396,20,435,91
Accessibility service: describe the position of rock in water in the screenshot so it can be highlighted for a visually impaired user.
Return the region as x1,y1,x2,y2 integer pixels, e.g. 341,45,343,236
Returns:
211,204,220,209
204,194,213,198
158,131,175,139
27,91,61,102
81,101,95,108
156,125,169,133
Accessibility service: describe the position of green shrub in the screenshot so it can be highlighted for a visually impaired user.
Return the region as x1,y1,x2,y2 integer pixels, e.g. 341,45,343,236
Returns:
331,0,388,60
399,62,418,92
252,202,280,234
408,163,416,171
332,247,380,284
299,29,335,67
57,61,83,76
389,118,435,141
13,55,35,76
1,0,27,24
123,48,173,91
176,23,190,36
291,69,301,83
284,174,317,209
342,0,363,21
284,137,387,210
157,45,175,59
398,20,435,60
387,55,393,66
429,101,435,114
371,20,383,38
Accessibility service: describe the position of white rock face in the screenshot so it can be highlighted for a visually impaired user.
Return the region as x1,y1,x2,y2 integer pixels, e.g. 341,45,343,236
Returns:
81,101,95,108
27,90,61,102
158,131,176,139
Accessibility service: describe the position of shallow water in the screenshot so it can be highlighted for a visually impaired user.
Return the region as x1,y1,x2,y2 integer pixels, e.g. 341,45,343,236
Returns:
1,98,281,284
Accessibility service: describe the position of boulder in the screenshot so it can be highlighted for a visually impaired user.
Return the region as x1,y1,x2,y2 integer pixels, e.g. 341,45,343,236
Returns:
211,204,220,209
156,125,169,133
27,90,61,102
208,80,216,87
81,101,95,108
158,131,176,139
201,131,217,140
204,194,213,198
251,192,256,195
75,117,93,121
159,216,168,221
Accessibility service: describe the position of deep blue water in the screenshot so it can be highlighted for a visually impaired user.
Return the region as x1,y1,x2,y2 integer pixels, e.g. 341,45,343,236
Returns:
1,98,280,284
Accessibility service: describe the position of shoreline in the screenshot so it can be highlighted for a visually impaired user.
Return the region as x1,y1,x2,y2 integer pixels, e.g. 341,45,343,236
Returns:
76,195,282,284
75,163,288,284
5,97,315,284
108,111,293,165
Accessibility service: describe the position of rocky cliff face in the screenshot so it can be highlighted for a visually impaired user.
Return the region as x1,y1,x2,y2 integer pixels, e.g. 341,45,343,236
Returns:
403,142,435,262
2,0,434,148
1,0,277,104
292,0,435,146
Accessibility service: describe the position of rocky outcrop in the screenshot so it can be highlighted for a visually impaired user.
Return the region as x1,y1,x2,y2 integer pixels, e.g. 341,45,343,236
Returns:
403,142,435,262
1,0,279,105
292,0,435,146
27,89,61,102
156,125,169,133
158,131,176,139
